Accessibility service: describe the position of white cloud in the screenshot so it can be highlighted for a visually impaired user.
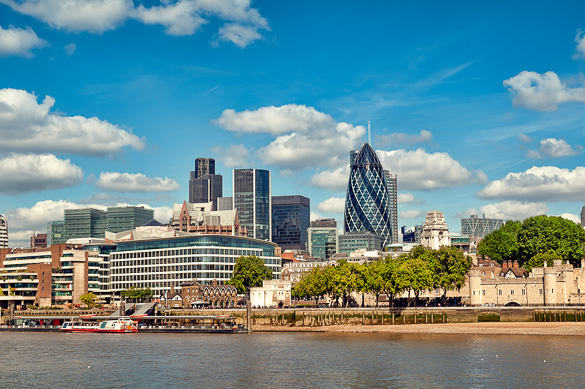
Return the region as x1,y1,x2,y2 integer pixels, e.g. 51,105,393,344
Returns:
216,104,335,135
526,138,582,159
64,42,76,56
376,148,486,190
0,154,83,194
517,133,534,143
559,213,580,224
134,0,207,36
0,25,47,57
0,0,133,33
574,30,585,59
5,199,171,246
310,211,323,222
477,166,585,202
96,172,180,193
398,192,415,204
400,210,424,219
376,130,432,147
212,144,250,168
317,197,345,214
216,23,262,48
0,88,145,155
216,104,365,170
470,201,548,221
503,71,585,111
311,165,349,191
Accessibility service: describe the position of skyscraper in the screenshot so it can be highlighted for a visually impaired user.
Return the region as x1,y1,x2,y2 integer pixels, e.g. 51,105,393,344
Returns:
63,208,107,241
233,169,271,240
461,214,504,238
581,206,585,227
0,215,7,248
307,218,338,259
272,195,310,251
189,158,223,210
47,220,65,246
384,170,398,244
106,206,154,233
344,143,393,247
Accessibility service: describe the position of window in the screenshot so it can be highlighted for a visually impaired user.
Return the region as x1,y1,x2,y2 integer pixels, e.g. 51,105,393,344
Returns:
498,290,502,295
539,289,543,295
510,290,514,295
482,290,485,296
522,289,526,295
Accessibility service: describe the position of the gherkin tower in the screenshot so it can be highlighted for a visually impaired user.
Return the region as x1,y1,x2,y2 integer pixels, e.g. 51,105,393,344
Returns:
344,143,392,247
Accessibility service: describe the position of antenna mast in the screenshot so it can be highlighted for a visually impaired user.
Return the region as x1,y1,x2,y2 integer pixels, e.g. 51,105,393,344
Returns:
368,120,371,145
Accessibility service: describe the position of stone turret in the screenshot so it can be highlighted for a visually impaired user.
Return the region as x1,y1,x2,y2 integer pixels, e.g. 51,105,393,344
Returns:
543,267,557,306
469,269,482,306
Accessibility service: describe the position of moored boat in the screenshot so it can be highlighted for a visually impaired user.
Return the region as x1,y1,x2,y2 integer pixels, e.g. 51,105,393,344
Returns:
61,318,138,333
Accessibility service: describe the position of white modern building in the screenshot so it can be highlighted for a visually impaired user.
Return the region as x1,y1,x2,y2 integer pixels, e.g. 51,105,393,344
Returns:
0,215,7,248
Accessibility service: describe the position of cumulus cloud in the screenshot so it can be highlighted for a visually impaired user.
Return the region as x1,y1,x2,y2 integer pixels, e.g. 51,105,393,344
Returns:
574,30,585,59
134,0,207,36
0,0,133,33
64,42,76,56
559,213,580,224
211,144,250,168
310,211,323,221
96,172,180,192
503,71,585,111
464,201,549,221
5,199,172,246
398,192,415,204
0,25,47,57
400,210,424,219
0,154,83,194
517,133,534,143
376,130,432,147
377,149,486,191
216,23,262,48
311,166,349,191
477,166,585,202
317,197,345,214
216,104,366,170
0,88,145,155
526,138,582,159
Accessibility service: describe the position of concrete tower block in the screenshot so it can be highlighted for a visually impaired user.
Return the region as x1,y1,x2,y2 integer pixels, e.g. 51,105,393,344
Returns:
543,267,557,306
469,270,482,306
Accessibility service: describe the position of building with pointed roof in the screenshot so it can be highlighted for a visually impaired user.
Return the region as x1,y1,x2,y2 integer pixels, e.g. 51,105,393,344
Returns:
169,201,247,236
344,143,393,247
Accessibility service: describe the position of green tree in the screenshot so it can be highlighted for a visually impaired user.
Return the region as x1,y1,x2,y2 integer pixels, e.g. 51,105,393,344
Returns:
401,257,433,306
330,260,359,307
524,251,562,272
361,260,386,307
380,256,408,308
428,246,472,304
477,220,521,263
517,216,585,266
227,255,273,294
121,286,153,302
80,292,98,308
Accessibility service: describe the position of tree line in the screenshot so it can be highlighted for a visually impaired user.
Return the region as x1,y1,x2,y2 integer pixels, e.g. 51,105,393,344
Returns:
292,246,471,307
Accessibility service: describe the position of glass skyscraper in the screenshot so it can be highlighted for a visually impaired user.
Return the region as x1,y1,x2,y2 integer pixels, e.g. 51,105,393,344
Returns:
272,195,310,251
189,158,223,210
233,169,271,241
344,143,393,247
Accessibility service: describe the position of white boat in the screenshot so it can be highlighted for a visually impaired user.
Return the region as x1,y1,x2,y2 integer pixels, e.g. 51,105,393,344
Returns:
60,318,138,333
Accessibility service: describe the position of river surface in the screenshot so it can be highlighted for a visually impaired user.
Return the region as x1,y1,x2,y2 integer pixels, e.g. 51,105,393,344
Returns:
0,331,582,388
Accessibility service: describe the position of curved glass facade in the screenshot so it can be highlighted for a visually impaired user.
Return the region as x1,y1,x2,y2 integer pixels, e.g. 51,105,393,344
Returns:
344,143,392,247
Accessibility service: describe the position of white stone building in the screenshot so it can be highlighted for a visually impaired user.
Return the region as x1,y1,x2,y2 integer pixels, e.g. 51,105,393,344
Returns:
250,279,292,308
420,210,451,250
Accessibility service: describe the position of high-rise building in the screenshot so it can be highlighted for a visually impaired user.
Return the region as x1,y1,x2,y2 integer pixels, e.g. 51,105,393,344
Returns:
581,206,585,227
461,214,504,238
339,231,381,254
344,143,393,247
0,215,7,248
307,218,338,259
272,195,310,251
47,220,65,246
233,169,271,241
63,208,107,241
402,225,422,244
189,158,223,210
106,206,154,233
384,171,398,244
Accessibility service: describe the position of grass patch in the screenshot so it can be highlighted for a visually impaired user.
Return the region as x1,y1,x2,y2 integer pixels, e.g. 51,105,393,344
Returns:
477,313,500,322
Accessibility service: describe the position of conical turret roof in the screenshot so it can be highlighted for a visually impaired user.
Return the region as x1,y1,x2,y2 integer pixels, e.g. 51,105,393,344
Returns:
353,143,382,167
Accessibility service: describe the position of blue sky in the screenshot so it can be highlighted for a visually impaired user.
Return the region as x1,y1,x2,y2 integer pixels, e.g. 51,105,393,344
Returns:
1,0,585,246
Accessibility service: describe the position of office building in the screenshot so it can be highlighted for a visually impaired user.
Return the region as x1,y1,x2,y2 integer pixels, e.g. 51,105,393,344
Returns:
461,214,504,238
384,171,398,244
47,220,65,246
581,206,585,227
233,169,271,241
189,158,223,210
339,231,382,254
30,233,47,248
307,218,338,259
63,208,107,241
344,143,393,247
401,225,422,244
217,197,233,211
272,195,310,251
0,215,7,248
169,201,246,236
106,206,154,233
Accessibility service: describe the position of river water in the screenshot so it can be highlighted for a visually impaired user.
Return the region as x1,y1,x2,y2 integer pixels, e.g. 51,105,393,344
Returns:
0,331,582,388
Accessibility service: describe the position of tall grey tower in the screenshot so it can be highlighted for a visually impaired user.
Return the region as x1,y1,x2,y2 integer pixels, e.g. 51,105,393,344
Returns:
0,214,8,248
233,169,271,241
189,158,223,210
344,143,393,247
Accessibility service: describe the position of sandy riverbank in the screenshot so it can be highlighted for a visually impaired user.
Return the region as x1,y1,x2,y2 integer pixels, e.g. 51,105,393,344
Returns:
253,322,585,336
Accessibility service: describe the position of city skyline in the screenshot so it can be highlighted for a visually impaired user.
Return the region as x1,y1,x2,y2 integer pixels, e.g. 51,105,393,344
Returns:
1,1,585,246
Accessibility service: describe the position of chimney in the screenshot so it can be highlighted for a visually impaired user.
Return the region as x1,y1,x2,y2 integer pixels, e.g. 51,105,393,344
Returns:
503,261,508,269
513,260,519,268
170,284,175,294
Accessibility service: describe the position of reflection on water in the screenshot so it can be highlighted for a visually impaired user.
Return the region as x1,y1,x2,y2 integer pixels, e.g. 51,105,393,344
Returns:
0,332,582,388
